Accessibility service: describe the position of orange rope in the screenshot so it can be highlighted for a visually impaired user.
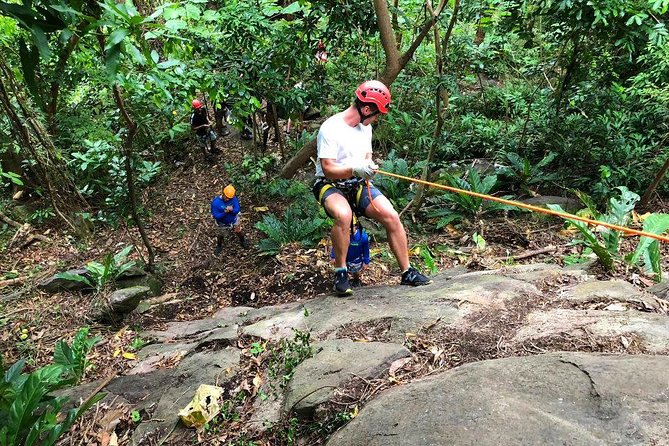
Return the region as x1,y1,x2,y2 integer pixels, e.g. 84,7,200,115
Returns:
376,170,669,244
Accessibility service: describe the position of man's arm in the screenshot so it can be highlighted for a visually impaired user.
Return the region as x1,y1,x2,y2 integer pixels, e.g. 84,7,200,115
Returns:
321,158,354,180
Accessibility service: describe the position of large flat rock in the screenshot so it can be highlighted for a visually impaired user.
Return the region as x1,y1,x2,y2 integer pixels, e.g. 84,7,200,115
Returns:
241,272,539,342
327,353,669,446
513,308,669,353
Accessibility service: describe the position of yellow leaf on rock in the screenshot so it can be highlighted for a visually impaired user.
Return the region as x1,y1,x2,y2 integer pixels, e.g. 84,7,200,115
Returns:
122,352,137,360
351,405,359,418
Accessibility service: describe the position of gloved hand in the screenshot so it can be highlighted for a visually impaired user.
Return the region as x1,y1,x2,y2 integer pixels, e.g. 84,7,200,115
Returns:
351,160,378,179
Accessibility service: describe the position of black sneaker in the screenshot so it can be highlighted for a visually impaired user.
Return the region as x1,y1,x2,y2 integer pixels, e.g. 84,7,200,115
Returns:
350,278,363,288
333,270,353,296
400,266,432,286
214,245,223,257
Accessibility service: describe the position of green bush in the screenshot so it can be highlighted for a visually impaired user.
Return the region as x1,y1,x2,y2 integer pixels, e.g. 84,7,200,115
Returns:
427,168,516,227
54,245,136,292
0,328,104,446
550,187,669,279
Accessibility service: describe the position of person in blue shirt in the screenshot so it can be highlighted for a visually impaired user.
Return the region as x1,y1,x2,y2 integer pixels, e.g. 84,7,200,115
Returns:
211,184,249,255
330,222,370,288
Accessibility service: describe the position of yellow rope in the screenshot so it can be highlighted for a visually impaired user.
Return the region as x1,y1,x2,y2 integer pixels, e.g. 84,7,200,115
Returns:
376,170,669,244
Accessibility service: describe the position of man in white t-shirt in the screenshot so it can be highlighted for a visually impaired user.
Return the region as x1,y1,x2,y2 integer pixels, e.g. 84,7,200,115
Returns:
313,80,432,296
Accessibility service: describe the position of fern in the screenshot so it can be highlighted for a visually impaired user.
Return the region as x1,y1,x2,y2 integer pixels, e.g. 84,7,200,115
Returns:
255,204,328,255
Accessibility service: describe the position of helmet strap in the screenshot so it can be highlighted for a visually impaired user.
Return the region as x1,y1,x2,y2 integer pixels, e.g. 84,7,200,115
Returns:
356,103,380,124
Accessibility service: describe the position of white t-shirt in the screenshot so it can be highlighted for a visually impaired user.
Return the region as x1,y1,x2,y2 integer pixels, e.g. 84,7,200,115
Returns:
315,112,372,178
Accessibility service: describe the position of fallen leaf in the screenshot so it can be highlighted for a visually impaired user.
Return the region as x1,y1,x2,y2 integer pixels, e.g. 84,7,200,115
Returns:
113,348,121,358
254,206,269,212
253,373,263,391
389,357,412,377
430,346,444,363
109,432,118,446
620,336,630,350
122,352,137,360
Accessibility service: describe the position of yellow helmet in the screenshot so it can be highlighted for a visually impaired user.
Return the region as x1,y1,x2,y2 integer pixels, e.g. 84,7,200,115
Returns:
223,184,236,199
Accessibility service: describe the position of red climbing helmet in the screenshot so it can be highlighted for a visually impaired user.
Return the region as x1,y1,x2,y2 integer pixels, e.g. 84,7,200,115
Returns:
192,99,203,109
355,80,391,114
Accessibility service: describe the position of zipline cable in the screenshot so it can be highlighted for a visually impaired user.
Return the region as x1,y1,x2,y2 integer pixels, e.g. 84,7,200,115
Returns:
376,170,669,244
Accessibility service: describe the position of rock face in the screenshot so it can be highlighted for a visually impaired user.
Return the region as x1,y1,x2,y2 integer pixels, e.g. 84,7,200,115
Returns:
109,286,153,314
38,268,91,292
520,195,582,213
327,353,669,446
285,340,410,417
59,263,669,444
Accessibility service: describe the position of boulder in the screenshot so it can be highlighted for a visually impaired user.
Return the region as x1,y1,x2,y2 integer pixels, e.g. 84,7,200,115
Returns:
109,286,152,314
285,339,410,417
520,195,582,213
327,353,669,446
116,273,162,296
38,268,91,293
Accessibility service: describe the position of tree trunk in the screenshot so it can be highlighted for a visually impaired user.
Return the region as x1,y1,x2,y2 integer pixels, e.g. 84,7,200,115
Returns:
639,135,669,208
98,29,154,269
555,36,580,114
0,56,87,230
409,0,460,213
112,84,156,271
279,0,448,179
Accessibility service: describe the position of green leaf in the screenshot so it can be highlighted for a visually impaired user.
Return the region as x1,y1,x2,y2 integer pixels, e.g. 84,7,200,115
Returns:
52,272,93,288
29,25,51,59
113,245,134,266
281,2,303,14
125,43,146,65
626,213,669,268
548,204,614,270
164,19,186,32
104,44,122,76
157,59,181,69
105,28,129,50
18,39,43,110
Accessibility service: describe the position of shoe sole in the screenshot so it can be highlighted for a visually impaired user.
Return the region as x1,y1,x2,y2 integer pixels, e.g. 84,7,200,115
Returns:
401,280,433,286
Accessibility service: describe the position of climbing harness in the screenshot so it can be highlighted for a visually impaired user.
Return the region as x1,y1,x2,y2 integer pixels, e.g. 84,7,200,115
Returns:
376,170,669,244
316,178,366,215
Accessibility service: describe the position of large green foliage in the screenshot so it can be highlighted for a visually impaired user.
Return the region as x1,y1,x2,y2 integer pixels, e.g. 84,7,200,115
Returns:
0,328,104,446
